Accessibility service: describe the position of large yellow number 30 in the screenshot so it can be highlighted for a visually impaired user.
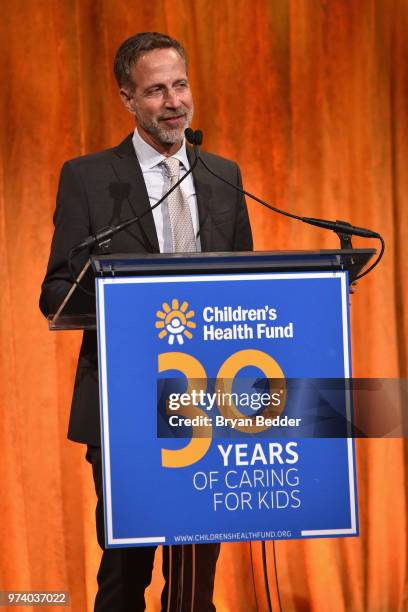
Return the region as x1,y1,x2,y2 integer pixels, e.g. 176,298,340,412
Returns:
158,350,285,468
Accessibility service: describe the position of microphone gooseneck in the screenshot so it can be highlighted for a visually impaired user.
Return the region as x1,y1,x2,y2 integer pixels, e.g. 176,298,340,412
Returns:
70,145,200,256
68,135,201,292
185,128,384,280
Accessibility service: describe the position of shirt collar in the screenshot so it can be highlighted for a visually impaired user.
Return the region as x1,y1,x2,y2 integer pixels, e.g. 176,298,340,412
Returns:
132,128,190,171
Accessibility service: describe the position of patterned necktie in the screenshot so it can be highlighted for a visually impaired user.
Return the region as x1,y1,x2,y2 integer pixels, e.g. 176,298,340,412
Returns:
162,157,196,253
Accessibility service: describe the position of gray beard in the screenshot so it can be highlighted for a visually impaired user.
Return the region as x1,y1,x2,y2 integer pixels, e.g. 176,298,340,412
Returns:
155,124,187,144
137,107,194,145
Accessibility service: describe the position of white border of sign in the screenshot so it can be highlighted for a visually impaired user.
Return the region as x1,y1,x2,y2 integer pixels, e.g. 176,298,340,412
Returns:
96,271,357,546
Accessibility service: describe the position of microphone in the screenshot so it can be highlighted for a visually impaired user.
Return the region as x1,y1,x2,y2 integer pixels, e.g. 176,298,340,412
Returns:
185,128,203,146
185,128,202,165
300,217,379,239
184,128,384,279
70,147,200,255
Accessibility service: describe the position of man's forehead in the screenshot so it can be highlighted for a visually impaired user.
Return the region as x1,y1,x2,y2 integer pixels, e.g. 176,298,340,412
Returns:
132,48,187,80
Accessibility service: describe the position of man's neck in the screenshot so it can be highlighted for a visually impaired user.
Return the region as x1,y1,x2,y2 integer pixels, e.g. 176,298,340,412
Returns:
137,126,183,157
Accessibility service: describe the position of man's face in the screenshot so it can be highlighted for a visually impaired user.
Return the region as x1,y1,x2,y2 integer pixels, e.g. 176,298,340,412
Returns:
121,48,194,152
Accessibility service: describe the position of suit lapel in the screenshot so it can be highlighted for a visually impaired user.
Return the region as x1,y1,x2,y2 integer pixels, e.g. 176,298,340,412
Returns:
110,134,160,253
187,147,213,252
109,137,213,254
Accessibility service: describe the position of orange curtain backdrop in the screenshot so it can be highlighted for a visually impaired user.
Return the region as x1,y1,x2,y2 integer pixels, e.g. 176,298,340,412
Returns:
1,1,407,610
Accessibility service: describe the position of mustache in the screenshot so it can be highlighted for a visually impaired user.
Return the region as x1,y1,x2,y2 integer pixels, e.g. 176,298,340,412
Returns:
159,112,188,120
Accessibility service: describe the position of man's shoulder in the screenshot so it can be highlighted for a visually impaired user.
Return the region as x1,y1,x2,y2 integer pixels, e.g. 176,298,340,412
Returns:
190,150,239,176
199,149,239,171
63,134,133,170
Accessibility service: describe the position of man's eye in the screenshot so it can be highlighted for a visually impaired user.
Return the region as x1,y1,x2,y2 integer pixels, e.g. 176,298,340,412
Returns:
146,87,163,96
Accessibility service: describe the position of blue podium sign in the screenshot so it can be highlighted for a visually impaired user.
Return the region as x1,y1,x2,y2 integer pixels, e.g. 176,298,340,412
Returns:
96,271,358,547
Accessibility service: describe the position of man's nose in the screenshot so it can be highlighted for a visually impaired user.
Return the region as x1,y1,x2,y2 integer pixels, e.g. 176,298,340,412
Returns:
164,88,181,107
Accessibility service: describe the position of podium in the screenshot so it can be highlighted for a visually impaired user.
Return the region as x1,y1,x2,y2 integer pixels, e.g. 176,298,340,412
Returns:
50,249,374,547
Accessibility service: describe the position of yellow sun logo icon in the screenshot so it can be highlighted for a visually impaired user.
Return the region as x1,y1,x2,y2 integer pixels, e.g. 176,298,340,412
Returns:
155,299,196,345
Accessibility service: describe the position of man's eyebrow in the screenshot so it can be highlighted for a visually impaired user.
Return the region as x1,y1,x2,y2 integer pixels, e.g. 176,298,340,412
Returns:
144,83,165,92
144,78,188,92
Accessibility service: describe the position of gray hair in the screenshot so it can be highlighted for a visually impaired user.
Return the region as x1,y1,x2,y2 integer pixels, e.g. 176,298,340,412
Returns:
114,32,187,92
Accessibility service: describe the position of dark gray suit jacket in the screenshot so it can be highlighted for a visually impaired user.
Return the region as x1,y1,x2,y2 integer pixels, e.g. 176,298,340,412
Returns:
40,133,253,445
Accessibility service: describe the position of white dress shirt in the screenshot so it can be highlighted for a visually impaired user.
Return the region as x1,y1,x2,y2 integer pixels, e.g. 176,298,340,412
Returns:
132,128,201,252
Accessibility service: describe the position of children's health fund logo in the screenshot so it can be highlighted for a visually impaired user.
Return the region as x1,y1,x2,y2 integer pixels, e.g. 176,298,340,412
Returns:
155,299,196,345
156,299,296,345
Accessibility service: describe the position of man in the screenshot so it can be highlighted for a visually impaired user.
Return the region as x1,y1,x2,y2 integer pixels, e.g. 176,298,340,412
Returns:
40,32,252,611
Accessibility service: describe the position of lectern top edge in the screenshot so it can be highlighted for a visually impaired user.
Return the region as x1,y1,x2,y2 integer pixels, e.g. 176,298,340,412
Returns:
91,248,375,280
48,249,375,330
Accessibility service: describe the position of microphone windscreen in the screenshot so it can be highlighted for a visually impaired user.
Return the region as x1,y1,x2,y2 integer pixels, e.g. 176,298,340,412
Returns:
194,130,203,146
184,128,195,144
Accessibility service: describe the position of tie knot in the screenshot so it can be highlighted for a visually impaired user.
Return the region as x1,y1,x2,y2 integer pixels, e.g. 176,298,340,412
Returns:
163,157,180,178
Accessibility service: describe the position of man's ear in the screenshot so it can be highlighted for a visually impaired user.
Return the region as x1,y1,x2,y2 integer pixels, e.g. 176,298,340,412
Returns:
119,88,137,115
